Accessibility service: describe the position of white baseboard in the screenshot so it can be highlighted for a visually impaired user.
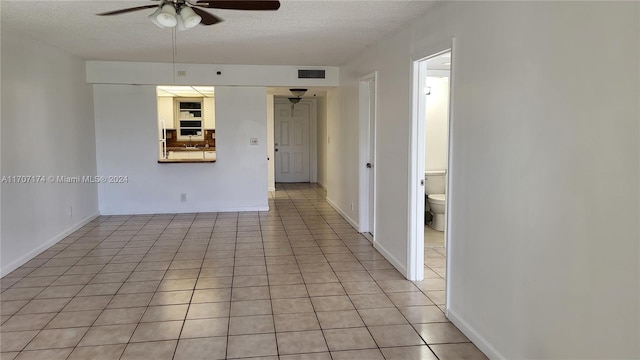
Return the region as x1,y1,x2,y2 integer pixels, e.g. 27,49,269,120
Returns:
325,196,359,230
268,187,276,192
99,206,270,215
447,308,503,360
373,241,408,277
1,212,99,277
324,197,409,279
317,181,327,191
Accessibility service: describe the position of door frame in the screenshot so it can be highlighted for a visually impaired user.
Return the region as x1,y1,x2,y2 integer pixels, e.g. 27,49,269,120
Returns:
407,39,456,283
358,72,378,236
272,98,318,183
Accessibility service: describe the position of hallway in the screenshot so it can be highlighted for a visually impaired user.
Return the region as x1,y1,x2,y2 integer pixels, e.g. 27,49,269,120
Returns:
0,183,486,360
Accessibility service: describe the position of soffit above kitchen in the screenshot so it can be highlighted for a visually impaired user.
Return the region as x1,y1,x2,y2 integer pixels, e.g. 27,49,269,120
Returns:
157,86,215,97
1,1,435,66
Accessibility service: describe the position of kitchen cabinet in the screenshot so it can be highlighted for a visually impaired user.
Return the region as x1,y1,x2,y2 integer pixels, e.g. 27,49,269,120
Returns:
157,97,175,129
189,151,204,159
167,151,186,160
204,151,216,160
167,150,217,160
161,149,216,163
204,97,215,129
175,98,204,140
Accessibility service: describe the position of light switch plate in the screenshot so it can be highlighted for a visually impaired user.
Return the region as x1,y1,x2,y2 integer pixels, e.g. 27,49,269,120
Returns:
250,138,259,145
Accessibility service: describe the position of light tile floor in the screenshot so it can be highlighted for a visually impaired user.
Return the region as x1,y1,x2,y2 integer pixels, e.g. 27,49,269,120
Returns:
1,183,487,360
424,224,446,314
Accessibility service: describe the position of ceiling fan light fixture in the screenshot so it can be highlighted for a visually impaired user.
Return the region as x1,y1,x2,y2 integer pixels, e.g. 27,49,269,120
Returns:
288,97,302,104
98,0,280,30
176,11,186,31
179,6,202,29
157,3,178,27
148,6,167,28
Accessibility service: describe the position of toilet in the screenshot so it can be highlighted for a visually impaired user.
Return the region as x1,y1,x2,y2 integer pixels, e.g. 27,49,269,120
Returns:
425,170,446,231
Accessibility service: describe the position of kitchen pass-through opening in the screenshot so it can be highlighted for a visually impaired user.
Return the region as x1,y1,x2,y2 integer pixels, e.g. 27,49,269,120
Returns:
156,86,217,163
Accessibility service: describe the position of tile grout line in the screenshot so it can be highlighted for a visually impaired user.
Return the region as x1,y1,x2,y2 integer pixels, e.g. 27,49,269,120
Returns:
1,184,481,360
170,212,213,360
10,214,123,356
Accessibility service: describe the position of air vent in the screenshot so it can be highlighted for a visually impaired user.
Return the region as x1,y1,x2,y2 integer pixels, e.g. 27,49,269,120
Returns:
298,69,326,79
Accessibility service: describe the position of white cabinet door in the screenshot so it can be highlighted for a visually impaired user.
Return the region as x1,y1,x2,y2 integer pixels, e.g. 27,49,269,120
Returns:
168,151,213,160
204,151,216,160
172,151,190,160
157,97,175,129
189,151,204,159
204,97,215,129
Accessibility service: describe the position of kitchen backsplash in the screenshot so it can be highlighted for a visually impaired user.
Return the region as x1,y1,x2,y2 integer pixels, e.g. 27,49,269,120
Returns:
165,129,216,148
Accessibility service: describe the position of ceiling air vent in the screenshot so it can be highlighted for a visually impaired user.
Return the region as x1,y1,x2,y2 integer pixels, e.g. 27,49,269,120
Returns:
298,69,326,79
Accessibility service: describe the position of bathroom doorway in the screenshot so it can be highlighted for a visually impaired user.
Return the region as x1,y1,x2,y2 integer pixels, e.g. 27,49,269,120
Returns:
408,45,454,288
423,53,450,242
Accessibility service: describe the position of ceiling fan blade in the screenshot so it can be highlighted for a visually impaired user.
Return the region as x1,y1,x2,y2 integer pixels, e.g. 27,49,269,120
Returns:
97,4,158,16
195,0,280,11
191,7,224,25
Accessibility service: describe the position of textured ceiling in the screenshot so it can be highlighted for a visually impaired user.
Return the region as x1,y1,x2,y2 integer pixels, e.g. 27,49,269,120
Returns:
1,0,435,66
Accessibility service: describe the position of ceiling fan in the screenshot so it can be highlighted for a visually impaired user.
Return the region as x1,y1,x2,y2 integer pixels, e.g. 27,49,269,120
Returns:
97,0,281,30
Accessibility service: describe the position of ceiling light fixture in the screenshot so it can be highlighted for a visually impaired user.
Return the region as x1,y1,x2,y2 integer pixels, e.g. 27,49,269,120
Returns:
150,1,201,30
288,88,307,104
290,89,307,97
288,88,307,114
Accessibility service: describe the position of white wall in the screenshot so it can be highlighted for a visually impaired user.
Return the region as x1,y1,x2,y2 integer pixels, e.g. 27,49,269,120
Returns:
326,87,362,228
336,2,639,359
337,26,414,269
1,32,99,276
94,85,268,214
425,76,449,171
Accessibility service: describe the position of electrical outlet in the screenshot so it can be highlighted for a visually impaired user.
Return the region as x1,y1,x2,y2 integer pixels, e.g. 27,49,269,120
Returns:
69,206,73,218
177,70,187,77
250,138,259,145
350,202,354,211
180,193,187,202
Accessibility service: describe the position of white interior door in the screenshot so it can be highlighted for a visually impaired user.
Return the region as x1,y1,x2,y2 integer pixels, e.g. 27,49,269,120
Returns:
275,102,310,182
367,79,376,236
359,73,377,236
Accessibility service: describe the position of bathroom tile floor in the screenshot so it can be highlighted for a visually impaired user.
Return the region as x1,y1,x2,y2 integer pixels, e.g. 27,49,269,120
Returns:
0,183,487,360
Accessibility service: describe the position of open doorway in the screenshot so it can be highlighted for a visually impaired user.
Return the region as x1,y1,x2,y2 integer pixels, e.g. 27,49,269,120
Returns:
422,53,451,309
359,72,377,239
408,46,454,288
267,87,333,191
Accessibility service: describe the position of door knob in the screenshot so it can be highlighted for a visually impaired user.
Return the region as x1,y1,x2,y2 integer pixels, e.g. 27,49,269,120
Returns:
275,149,279,152
366,163,372,168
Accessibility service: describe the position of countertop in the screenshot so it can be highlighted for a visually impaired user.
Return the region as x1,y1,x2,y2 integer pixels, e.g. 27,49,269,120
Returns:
167,147,216,152
158,159,216,163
